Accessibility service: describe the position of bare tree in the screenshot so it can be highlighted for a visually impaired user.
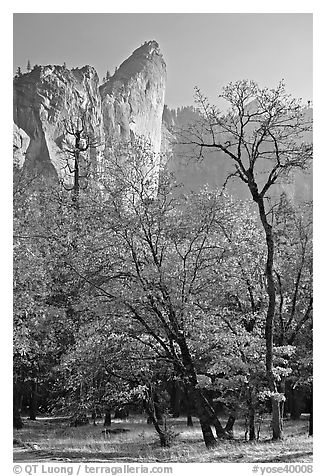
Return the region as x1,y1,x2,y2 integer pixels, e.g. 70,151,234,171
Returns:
61,113,94,207
177,79,312,440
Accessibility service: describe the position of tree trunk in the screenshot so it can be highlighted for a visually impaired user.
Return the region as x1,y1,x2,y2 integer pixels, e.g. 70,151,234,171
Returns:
177,335,227,447
289,387,302,420
29,380,37,421
224,414,236,436
249,407,256,441
73,148,80,208
14,406,23,429
170,380,181,418
309,410,313,436
308,394,313,436
187,414,193,426
271,398,283,440
279,378,286,421
152,418,168,447
247,388,256,441
153,393,163,425
200,419,218,448
13,393,23,430
104,408,111,427
213,419,227,438
254,193,283,440
184,387,193,426
91,410,97,425
143,396,168,447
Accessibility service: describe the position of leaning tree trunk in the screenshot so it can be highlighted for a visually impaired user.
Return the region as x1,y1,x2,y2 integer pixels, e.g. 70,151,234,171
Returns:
200,420,218,448
177,335,227,447
143,391,169,447
224,413,236,437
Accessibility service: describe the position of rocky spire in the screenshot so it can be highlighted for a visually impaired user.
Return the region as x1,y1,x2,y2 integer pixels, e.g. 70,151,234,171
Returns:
100,40,167,153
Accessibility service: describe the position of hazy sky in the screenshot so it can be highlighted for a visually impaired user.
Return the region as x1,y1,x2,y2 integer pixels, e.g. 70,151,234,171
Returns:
13,13,312,109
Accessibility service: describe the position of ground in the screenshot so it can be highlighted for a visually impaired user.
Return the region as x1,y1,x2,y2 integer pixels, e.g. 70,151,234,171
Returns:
13,414,312,463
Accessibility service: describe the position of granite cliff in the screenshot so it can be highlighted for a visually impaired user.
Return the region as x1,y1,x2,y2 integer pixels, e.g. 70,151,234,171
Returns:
13,41,167,183
100,41,166,154
13,64,103,181
13,40,311,202
13,123,30,169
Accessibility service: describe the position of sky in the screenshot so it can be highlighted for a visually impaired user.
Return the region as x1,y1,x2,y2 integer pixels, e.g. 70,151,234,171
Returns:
13,13,312,109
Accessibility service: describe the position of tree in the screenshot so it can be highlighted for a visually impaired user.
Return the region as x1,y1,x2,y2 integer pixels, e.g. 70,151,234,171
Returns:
273,196,312,348
273,196,312,424
178,80,312,439
15,67,22,78
27,60,31,72
105,70,111,81
55,139,273,447
61,114,92,207
14,124,311,446
60,318,177,444
13,178,93,425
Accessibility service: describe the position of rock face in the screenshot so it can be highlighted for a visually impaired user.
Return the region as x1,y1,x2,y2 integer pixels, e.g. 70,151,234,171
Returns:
13,41,167,183
14,64,103,181
13,123,30,169
13,41,311,203
100,41,166,154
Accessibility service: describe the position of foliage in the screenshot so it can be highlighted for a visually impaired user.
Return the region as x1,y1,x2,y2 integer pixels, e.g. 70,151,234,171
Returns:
177,79,312,439
13,106,312,444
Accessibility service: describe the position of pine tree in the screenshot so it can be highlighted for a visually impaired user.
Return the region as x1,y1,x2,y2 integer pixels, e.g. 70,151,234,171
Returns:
15,67,22,78
105,70,111,81
27,60,31,72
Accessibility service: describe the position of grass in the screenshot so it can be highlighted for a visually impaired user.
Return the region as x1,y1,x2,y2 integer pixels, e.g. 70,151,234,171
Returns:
13,414,313,463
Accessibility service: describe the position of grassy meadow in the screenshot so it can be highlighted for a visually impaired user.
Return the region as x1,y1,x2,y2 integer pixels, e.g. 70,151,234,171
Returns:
13,414,312,463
